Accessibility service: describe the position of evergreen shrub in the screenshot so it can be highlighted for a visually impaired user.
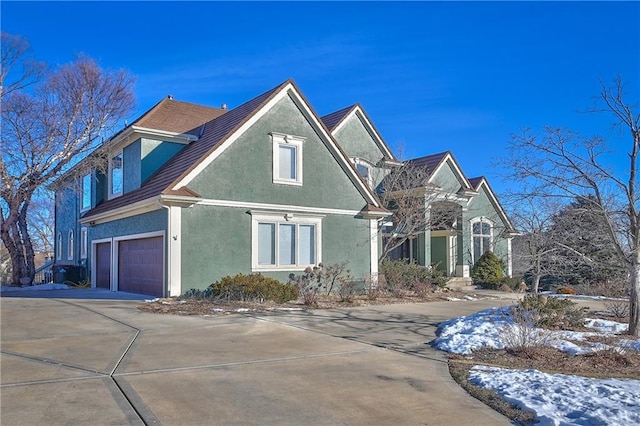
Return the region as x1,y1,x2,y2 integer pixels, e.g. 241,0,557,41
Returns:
471,251,505,284
209,273,298,303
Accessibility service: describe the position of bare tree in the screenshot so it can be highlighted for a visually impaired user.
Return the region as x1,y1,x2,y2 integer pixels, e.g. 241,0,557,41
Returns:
509,198,560,293
504,77,640,335
378,161,459,260
0,32,135,285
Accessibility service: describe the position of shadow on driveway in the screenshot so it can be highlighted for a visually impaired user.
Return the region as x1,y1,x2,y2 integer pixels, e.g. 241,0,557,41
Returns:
0,287,150,300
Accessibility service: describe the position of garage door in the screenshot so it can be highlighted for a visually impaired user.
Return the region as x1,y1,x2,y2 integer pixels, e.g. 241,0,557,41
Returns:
95,242,111,290
118,236,164,297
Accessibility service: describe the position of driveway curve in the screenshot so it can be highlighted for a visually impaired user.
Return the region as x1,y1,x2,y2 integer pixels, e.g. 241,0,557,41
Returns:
1,291,517,425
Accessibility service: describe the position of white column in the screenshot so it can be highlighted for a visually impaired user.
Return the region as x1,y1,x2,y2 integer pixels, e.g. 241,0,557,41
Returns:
168,205,182,296
370,219,379,285
507,237,513,278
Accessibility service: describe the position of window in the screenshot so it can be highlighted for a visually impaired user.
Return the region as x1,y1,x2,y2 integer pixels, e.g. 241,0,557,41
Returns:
68,230,74,261
109,152,123,197
356,163,370,180
81,173,91,211
354,158,374,187
57,232,62,260
252,212,321,270
471,218,493,262
272,133,304,185
80,227,88,259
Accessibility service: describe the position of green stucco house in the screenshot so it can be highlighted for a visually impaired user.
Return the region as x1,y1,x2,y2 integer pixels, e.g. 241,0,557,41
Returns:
53,79,515,297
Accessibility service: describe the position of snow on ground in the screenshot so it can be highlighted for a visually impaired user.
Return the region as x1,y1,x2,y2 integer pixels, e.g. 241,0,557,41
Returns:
469,366,640,426
0,283,70,292
434,306,640,425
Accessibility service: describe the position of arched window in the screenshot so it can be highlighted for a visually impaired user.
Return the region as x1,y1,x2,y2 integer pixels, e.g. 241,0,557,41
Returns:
471,218,493,262
68,230,74,261
57,232,63,260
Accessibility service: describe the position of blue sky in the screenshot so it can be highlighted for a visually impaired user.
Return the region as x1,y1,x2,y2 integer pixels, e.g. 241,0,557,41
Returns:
3,1,639,195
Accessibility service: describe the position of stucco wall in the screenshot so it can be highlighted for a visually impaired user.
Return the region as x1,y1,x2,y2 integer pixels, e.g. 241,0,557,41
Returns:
123,140,141,193
89,209,167,242
430,159,465,193
180,205,372,291
178,95,375,291
54,186,80,265
333,115,384,164
333,114,389,190
141,138,184,183
188,95,369,211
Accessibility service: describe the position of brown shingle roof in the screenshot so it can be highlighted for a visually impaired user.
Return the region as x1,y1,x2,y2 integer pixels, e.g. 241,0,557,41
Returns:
83,81,288,219
468,176,485,190
321,105,356,131
407,151,450,176
134,98,227,135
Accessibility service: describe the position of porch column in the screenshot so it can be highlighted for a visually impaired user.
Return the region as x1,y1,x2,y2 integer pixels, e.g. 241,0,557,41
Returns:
369,218,378,285
167,205,182,296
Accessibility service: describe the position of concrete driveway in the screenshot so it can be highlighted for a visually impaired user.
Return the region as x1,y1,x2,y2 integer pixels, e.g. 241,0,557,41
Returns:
1,290,518,426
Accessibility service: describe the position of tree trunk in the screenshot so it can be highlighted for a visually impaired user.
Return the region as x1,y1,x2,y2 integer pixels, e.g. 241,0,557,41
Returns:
18,204,35,283
532,274,541,294
629,252,640,336
1,202,35,285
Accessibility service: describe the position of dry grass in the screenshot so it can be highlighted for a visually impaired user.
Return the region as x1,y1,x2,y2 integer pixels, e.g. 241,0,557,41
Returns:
137,289,464,315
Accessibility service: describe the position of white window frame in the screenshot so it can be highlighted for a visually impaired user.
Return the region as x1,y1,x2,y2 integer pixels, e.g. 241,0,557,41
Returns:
353,158,374,187
81,173,91,211
271,133,304,186
109,151,123,199
80,227,88,259
57,232,63,260
67,229,74,261
251,211,322,271
470,217,494,263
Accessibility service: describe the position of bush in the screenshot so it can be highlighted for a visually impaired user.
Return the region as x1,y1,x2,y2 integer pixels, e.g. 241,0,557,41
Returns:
182,287,214,299
477,276,524,292
288,262,353,306
471,251,505,284
513,294,586,330
379,259,446,296
209,273,298,303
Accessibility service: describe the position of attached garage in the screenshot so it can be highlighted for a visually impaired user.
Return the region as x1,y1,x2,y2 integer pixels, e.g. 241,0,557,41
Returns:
117,236,164,297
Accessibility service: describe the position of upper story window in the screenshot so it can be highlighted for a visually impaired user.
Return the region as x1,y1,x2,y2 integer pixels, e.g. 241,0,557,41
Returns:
272,133,304,186
109,152,123,198
81,173,91,211
353,158,374,187
252,212,322,271
471,218,493,263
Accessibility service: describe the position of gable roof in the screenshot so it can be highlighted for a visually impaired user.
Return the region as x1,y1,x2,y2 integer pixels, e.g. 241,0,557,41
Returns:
468,175,517,233
83,80,385,222
134,97,227,135
409,151,474,192
52,98,226,190
321,104,398,162
321,105,354,131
